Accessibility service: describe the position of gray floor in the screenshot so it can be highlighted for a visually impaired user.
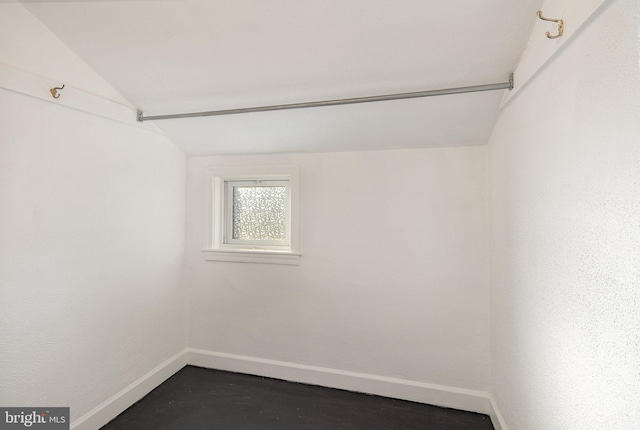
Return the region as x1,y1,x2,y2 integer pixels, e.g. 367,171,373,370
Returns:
101,366,495,430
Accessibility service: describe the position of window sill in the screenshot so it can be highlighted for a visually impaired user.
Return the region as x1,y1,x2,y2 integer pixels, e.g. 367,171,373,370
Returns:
202,249,301,265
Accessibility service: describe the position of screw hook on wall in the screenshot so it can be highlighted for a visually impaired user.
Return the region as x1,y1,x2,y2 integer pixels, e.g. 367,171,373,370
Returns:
50,84,65,99
537,11,564,39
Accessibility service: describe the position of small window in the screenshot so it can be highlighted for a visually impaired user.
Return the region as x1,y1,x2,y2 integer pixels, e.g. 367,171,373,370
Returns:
225,180,289,246
203,165,300,265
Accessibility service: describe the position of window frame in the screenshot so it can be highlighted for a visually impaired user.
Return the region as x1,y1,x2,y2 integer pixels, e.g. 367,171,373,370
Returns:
203,165,300,265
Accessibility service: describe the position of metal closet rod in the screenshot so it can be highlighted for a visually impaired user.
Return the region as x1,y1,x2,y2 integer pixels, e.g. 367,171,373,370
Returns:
136,73,514,122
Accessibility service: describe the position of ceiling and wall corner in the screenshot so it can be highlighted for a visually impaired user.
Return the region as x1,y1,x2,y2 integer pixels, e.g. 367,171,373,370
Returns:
19,0,543,155
10,1,638,430
0,3,188,425
488,0,640,428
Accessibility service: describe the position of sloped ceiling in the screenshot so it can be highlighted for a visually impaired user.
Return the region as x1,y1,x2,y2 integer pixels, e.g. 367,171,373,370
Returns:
21,0,542,155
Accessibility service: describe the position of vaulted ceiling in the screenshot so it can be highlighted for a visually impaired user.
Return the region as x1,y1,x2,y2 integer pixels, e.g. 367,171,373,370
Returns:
21,0,542,155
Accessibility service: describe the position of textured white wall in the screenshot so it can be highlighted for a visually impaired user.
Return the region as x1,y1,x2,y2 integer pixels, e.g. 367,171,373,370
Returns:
489,0,640,428
0,4,186,422
185,147,490,391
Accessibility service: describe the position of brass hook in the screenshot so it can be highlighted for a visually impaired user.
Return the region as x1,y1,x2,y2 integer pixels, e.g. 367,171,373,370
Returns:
537,11,564,39
50,84,65,99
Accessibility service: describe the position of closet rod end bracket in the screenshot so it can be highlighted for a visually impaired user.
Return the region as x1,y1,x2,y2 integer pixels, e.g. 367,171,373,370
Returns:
136,110,144,122
508,73,514,91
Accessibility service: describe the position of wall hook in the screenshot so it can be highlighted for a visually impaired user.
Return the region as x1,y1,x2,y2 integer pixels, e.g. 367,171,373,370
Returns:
50,84,65,99
537,11,564,39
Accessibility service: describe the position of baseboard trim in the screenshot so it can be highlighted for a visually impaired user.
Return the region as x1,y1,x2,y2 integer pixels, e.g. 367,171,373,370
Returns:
71,350,187,430
70,349,506,430
185,348,492,415
488,394,509,430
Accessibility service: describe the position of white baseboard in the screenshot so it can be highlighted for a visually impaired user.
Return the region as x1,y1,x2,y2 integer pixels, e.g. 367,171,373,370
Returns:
71,350,187,430
70,348,507,430
185,348,492,415
489,394,509,430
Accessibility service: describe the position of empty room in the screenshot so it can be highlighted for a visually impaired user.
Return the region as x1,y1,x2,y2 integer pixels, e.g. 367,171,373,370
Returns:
1,0,638,429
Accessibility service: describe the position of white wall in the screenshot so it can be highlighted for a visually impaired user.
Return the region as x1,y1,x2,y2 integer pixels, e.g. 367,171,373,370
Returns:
489,0,640,428
11,0,640,427
0,4,186,423
185,147,490,392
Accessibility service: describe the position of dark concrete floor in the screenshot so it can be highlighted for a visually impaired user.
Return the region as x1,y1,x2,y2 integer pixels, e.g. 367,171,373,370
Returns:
101,366,494,430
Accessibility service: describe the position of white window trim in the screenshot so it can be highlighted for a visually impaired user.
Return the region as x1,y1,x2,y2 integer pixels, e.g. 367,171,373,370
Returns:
202,164,301,265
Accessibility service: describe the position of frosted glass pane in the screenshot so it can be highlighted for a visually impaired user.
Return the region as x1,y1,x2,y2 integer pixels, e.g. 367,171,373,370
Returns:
232,186,286,241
